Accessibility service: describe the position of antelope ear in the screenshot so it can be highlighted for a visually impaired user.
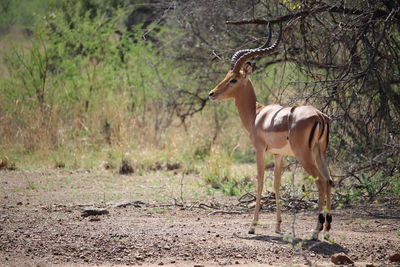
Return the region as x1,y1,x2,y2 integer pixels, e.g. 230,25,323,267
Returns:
243,62,254,78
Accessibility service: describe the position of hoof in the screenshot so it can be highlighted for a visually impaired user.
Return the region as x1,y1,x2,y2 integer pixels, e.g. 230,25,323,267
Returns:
311,230,320,241
248,228,255,234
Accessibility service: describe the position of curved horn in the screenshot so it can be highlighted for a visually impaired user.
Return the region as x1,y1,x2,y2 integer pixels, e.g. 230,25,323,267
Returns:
230,23,272,69
231,23,282,75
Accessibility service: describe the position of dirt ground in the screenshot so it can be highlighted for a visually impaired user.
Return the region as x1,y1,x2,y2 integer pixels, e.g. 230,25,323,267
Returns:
0,170,399,267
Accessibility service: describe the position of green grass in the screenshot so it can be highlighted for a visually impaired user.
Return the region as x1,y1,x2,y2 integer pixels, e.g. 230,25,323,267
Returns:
27,182,39,190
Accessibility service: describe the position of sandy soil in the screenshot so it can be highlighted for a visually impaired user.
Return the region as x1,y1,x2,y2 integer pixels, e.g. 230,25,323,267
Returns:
0,170,399,267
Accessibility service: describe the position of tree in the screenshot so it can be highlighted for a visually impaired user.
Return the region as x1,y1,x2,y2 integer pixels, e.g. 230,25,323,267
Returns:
164,0,399,183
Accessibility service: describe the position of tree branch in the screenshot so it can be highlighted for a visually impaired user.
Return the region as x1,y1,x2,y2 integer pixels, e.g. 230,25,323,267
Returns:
258,56,347,69
225,4,391,25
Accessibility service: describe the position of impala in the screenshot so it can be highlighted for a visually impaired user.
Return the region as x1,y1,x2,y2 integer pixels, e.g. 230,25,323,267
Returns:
208,25,333,240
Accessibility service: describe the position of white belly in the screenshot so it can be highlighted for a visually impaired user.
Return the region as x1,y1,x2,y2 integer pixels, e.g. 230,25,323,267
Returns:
267,143,295,156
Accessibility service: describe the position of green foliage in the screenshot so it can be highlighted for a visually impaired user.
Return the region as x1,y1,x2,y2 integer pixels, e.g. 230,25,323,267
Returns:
0,0,196,154
202,148,232,188
0,0,60,30
334,171,400,206
28,182,39,190
231,147,255,164
2,42,50,113
202,147,253,196
280,0,302,10
357,172,384,201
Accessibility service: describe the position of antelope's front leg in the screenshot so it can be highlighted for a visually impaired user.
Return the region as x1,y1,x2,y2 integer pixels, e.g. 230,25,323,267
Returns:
248,149,265,234
273,155,284,233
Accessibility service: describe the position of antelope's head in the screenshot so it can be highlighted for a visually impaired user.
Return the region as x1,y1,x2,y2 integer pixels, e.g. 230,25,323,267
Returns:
208,24,282,101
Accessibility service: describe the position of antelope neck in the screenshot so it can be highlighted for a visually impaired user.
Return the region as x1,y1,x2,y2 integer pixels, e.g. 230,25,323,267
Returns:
234,79,257,133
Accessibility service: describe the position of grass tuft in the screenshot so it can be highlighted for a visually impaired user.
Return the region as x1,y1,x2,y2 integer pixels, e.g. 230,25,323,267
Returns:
119,159,135,175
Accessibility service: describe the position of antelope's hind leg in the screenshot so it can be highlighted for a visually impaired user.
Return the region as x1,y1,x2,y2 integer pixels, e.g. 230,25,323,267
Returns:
313,144,333,240
291,154,326,240
324,180,333,239
290,151,326,239
311,178,327,240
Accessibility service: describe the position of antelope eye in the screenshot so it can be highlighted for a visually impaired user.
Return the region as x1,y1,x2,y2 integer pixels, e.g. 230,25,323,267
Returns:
229,78,237,84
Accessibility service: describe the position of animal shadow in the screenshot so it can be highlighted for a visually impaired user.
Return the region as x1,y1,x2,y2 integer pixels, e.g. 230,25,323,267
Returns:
235,233,348,256
301,238,348,255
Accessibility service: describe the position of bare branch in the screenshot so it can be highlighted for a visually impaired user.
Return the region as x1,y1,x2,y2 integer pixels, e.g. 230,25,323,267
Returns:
226,3,393,26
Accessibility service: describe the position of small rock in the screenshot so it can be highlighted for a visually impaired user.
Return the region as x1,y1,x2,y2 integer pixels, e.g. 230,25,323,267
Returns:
158,262,164,265
365,263,375,267
248,202,256,209
17,202,23,206
36,261,48,267
331,253,354,265
236,254,243,258
194,265,204,267
310,253,316,257
55,161,65,169
166,162,181,170
389,253,400,262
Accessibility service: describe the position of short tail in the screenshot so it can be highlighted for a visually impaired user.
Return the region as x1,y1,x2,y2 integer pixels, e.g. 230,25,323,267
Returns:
308,113,334,186
317,112,331,153
308,114,330,149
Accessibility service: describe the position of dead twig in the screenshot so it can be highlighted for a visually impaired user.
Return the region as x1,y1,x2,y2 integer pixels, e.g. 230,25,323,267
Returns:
207,210,243,216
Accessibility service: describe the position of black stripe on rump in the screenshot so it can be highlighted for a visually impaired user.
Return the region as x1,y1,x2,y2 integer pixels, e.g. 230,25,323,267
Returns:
308,121,319,148
319,116,325,139
326,122,330,150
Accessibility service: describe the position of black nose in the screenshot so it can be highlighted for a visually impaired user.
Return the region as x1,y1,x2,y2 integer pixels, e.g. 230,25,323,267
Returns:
209,92,215,97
